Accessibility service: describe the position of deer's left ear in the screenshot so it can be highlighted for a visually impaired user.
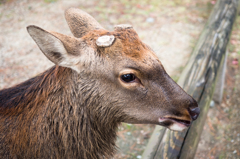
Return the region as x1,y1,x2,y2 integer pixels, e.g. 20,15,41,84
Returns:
27,25,82,72
65,8,105,38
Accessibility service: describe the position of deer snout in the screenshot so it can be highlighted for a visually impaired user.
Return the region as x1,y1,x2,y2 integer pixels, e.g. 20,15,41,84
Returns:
188,107,200,120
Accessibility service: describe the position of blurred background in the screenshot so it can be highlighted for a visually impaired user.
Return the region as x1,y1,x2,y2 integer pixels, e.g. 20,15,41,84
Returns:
0,0,239,158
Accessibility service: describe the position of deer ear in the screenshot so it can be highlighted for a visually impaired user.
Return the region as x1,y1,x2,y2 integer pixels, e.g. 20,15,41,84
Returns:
65,8,105,38
27,25,81,71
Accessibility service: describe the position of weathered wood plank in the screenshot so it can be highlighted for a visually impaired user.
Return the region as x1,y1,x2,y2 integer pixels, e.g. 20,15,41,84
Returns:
142,0,240,158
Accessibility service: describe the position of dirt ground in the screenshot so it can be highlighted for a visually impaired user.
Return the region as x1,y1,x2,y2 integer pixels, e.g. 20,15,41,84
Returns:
0,0,226,158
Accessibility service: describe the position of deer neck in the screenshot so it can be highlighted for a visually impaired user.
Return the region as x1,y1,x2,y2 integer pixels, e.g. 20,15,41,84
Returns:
39,66,120,158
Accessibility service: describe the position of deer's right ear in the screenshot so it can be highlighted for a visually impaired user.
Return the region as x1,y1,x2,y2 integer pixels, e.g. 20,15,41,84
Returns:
27,25,82,72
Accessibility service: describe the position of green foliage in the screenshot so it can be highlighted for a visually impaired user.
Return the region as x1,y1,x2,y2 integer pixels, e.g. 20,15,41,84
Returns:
44,0,57,3
228,43,235,52
171,75,179,82
218,152,226,159
0,0,11,5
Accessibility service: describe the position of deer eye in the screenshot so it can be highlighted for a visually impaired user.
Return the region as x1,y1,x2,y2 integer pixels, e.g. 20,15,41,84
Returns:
121,74,136,83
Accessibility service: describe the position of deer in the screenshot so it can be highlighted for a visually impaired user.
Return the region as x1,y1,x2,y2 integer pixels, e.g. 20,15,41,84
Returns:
0,8,200,159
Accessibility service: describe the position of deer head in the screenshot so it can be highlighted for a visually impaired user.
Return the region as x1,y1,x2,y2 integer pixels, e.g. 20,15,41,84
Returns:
27,8,199,131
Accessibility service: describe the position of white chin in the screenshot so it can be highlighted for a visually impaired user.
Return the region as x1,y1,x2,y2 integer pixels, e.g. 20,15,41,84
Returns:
169,123,188,131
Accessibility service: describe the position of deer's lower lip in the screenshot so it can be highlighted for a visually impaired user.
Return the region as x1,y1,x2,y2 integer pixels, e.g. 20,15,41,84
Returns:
159,117,191,127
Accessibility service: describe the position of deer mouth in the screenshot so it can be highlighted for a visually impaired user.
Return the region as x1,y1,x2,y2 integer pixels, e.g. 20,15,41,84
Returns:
159,117,191,131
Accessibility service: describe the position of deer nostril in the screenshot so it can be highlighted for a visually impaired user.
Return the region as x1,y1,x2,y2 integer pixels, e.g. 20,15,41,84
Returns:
188,107,200,120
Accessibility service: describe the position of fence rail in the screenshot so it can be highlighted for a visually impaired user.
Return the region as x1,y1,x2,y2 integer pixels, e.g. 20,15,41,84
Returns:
142,0,240,158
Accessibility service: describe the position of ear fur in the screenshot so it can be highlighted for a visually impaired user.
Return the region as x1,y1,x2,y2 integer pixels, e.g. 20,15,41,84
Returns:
65,8,105,38
27,25,81,72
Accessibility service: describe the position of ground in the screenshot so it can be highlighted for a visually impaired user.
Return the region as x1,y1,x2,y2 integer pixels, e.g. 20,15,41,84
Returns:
1,0,237,158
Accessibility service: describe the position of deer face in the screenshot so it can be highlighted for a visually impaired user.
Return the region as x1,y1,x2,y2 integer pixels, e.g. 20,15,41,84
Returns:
27,8,199,131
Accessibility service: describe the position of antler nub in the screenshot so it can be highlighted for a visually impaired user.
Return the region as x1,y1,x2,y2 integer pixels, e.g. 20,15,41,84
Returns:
96,35,115,47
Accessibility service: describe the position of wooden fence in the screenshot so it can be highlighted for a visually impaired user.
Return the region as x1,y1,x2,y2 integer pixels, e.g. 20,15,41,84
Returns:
142,0,240,158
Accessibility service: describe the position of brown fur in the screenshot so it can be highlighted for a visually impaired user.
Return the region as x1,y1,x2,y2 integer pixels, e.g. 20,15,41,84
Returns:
0,66,122,158
0,8,199,159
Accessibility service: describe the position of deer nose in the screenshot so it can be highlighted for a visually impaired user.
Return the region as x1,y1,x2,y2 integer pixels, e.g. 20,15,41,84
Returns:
188,107,200,120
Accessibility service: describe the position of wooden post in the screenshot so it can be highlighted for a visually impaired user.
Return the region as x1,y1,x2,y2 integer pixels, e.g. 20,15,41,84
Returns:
142,0,240,158
212,50,228,104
